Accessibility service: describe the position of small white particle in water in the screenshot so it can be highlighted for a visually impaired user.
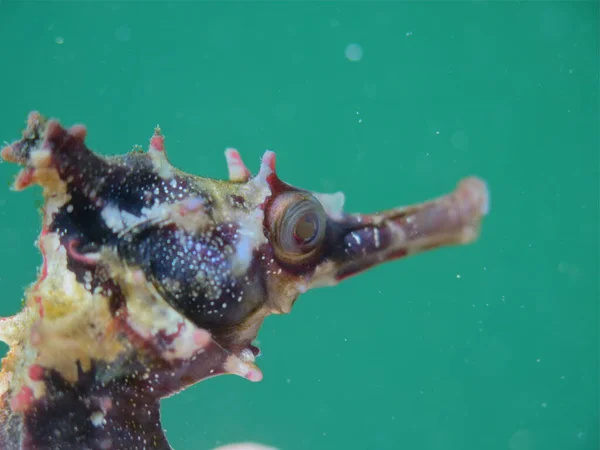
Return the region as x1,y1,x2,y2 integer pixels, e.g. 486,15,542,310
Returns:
541,402,548,408
536,358,541,362
66,204,74,213
222,303,227,309
435,130,440,135
55,37,64,44
456,274,461,279
345,43,363,62
406,31,413,36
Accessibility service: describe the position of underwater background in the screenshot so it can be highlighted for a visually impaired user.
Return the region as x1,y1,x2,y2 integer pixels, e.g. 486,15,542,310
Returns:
0,2,597,450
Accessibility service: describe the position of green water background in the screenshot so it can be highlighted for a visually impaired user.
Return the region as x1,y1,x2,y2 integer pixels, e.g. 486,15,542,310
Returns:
0,2,598,449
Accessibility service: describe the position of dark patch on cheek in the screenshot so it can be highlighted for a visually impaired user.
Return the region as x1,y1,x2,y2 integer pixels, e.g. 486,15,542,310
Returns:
43,153,220,315
117,223,268,336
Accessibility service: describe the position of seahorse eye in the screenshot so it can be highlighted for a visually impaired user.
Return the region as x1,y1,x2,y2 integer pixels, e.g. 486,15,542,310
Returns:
293,212,318,244
268,191,327,266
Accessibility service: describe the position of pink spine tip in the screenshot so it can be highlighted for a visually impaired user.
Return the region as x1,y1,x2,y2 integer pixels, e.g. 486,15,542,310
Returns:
150,134,165,152
245,369,263,382
225,148,251,182
45,120,63,141
261,151,276,172
10,386,34,412
68,124,87,141
14,168,35,190
28,364,45,381
1,144,15,162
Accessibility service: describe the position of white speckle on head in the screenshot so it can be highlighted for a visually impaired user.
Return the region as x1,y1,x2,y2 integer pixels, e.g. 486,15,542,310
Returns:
59,266,78,298
239,348,255,363
231,208,268,276
231,233,253,276
374,227,380,249
90,411,105,427
100,204,125,231
120,210,142,228
180,196,204,213
100,204,141,233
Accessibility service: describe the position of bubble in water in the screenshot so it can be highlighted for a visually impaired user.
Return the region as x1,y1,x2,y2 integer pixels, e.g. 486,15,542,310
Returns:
345,43,363,62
